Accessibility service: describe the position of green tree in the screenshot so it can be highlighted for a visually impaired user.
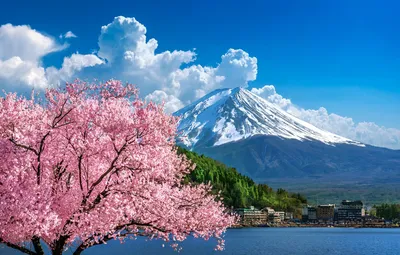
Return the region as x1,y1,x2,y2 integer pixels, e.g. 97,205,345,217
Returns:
178,147,307,211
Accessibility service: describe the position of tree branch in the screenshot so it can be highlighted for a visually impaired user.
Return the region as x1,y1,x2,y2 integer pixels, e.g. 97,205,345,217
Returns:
8,139,38,155
51,98,74,129
71,233,132,255
36,131,50,185
60,142,134,243
0,238,37,255
78,154,84,191
31,236,44,255
71,222,165,255
84,142,127,203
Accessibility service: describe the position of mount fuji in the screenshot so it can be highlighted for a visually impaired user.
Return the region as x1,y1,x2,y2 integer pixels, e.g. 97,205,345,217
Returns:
174,87,400,204
175,87,363,149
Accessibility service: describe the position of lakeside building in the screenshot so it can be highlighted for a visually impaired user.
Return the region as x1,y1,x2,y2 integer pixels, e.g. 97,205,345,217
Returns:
302,206,309,221
275,211,285,221
334,207,339,221
235,206,267,225
303,200,367,223
302,205,317,222
262,207,294,223
234,200,391,226
262,207,275,215
337,200,365,221
235,206,296,225
308,207,317,221
316,204,335,222
285,212,294,221
269,212,282,223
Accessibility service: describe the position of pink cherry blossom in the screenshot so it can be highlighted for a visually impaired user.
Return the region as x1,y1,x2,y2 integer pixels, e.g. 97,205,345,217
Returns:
0,80,236,255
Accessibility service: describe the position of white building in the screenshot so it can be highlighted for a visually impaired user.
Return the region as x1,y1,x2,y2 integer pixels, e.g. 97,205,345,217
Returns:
275,211,285,221
262,207,275,215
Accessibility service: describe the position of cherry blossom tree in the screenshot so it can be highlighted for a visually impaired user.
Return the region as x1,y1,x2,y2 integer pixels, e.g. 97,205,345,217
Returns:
0,80,235,255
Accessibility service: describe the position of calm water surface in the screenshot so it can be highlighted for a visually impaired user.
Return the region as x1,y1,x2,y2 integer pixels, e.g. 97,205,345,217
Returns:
2,228,400,255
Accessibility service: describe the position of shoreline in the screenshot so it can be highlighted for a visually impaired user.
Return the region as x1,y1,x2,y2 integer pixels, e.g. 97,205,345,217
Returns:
230,224,399,229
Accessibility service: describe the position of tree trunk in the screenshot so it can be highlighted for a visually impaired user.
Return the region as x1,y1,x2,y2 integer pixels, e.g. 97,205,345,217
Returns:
52,235,69,255
52,246,64,255
72,247,84,255
52,250,63,255
32,237,45,255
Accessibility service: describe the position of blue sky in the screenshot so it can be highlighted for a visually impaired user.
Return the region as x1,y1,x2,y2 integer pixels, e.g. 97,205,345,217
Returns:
0,0,399,148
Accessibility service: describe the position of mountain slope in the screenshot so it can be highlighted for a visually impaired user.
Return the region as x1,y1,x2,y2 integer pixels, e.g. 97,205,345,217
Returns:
178,147,307,212
196,135,400,178
175,87,363,149
174,87,400,204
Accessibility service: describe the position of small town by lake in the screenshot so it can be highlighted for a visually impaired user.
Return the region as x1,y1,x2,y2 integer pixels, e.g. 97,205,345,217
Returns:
2,228,400,255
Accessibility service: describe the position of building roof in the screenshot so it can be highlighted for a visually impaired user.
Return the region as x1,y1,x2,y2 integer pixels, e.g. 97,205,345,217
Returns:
341,200,363,205
262,207,275,211
318,204,335,208
235,207,261,212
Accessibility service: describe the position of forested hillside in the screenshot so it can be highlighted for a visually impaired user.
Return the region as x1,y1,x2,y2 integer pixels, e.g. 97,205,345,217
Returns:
374,204,400,220
178,147,307,212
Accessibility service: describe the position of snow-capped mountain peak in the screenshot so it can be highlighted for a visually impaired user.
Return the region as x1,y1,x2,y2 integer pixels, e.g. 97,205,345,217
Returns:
174,87,364,148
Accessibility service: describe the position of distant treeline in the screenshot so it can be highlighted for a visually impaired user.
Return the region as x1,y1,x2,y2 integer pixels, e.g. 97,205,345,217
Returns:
178,147,307,212
374,203,400,220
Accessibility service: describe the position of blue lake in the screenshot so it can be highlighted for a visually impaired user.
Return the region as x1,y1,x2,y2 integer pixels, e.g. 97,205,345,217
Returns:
2,228,400,255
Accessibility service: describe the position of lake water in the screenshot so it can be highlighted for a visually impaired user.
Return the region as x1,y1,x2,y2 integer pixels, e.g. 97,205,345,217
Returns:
2,228,400,255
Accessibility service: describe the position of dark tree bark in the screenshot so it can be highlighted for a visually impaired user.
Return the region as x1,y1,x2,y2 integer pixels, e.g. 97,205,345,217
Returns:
51,235,69,255
32,236,45,255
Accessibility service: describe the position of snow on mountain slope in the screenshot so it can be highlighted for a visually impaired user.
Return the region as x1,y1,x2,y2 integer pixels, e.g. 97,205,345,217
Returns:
174,87,364,148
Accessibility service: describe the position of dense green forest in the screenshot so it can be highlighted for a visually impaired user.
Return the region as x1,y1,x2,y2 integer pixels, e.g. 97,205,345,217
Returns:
374,203,400,220
178,147,307,213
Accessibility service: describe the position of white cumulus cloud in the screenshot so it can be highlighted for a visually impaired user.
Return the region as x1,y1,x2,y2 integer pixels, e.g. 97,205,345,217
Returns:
46,53,104,86
0,24,102,90
145,90,183,114
216,49,257,87
0,57,47,88
63,31,77,38
93,16,258,105
0,17,260,109
167,48,257,106
0,24,64,62
251,85,292,110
